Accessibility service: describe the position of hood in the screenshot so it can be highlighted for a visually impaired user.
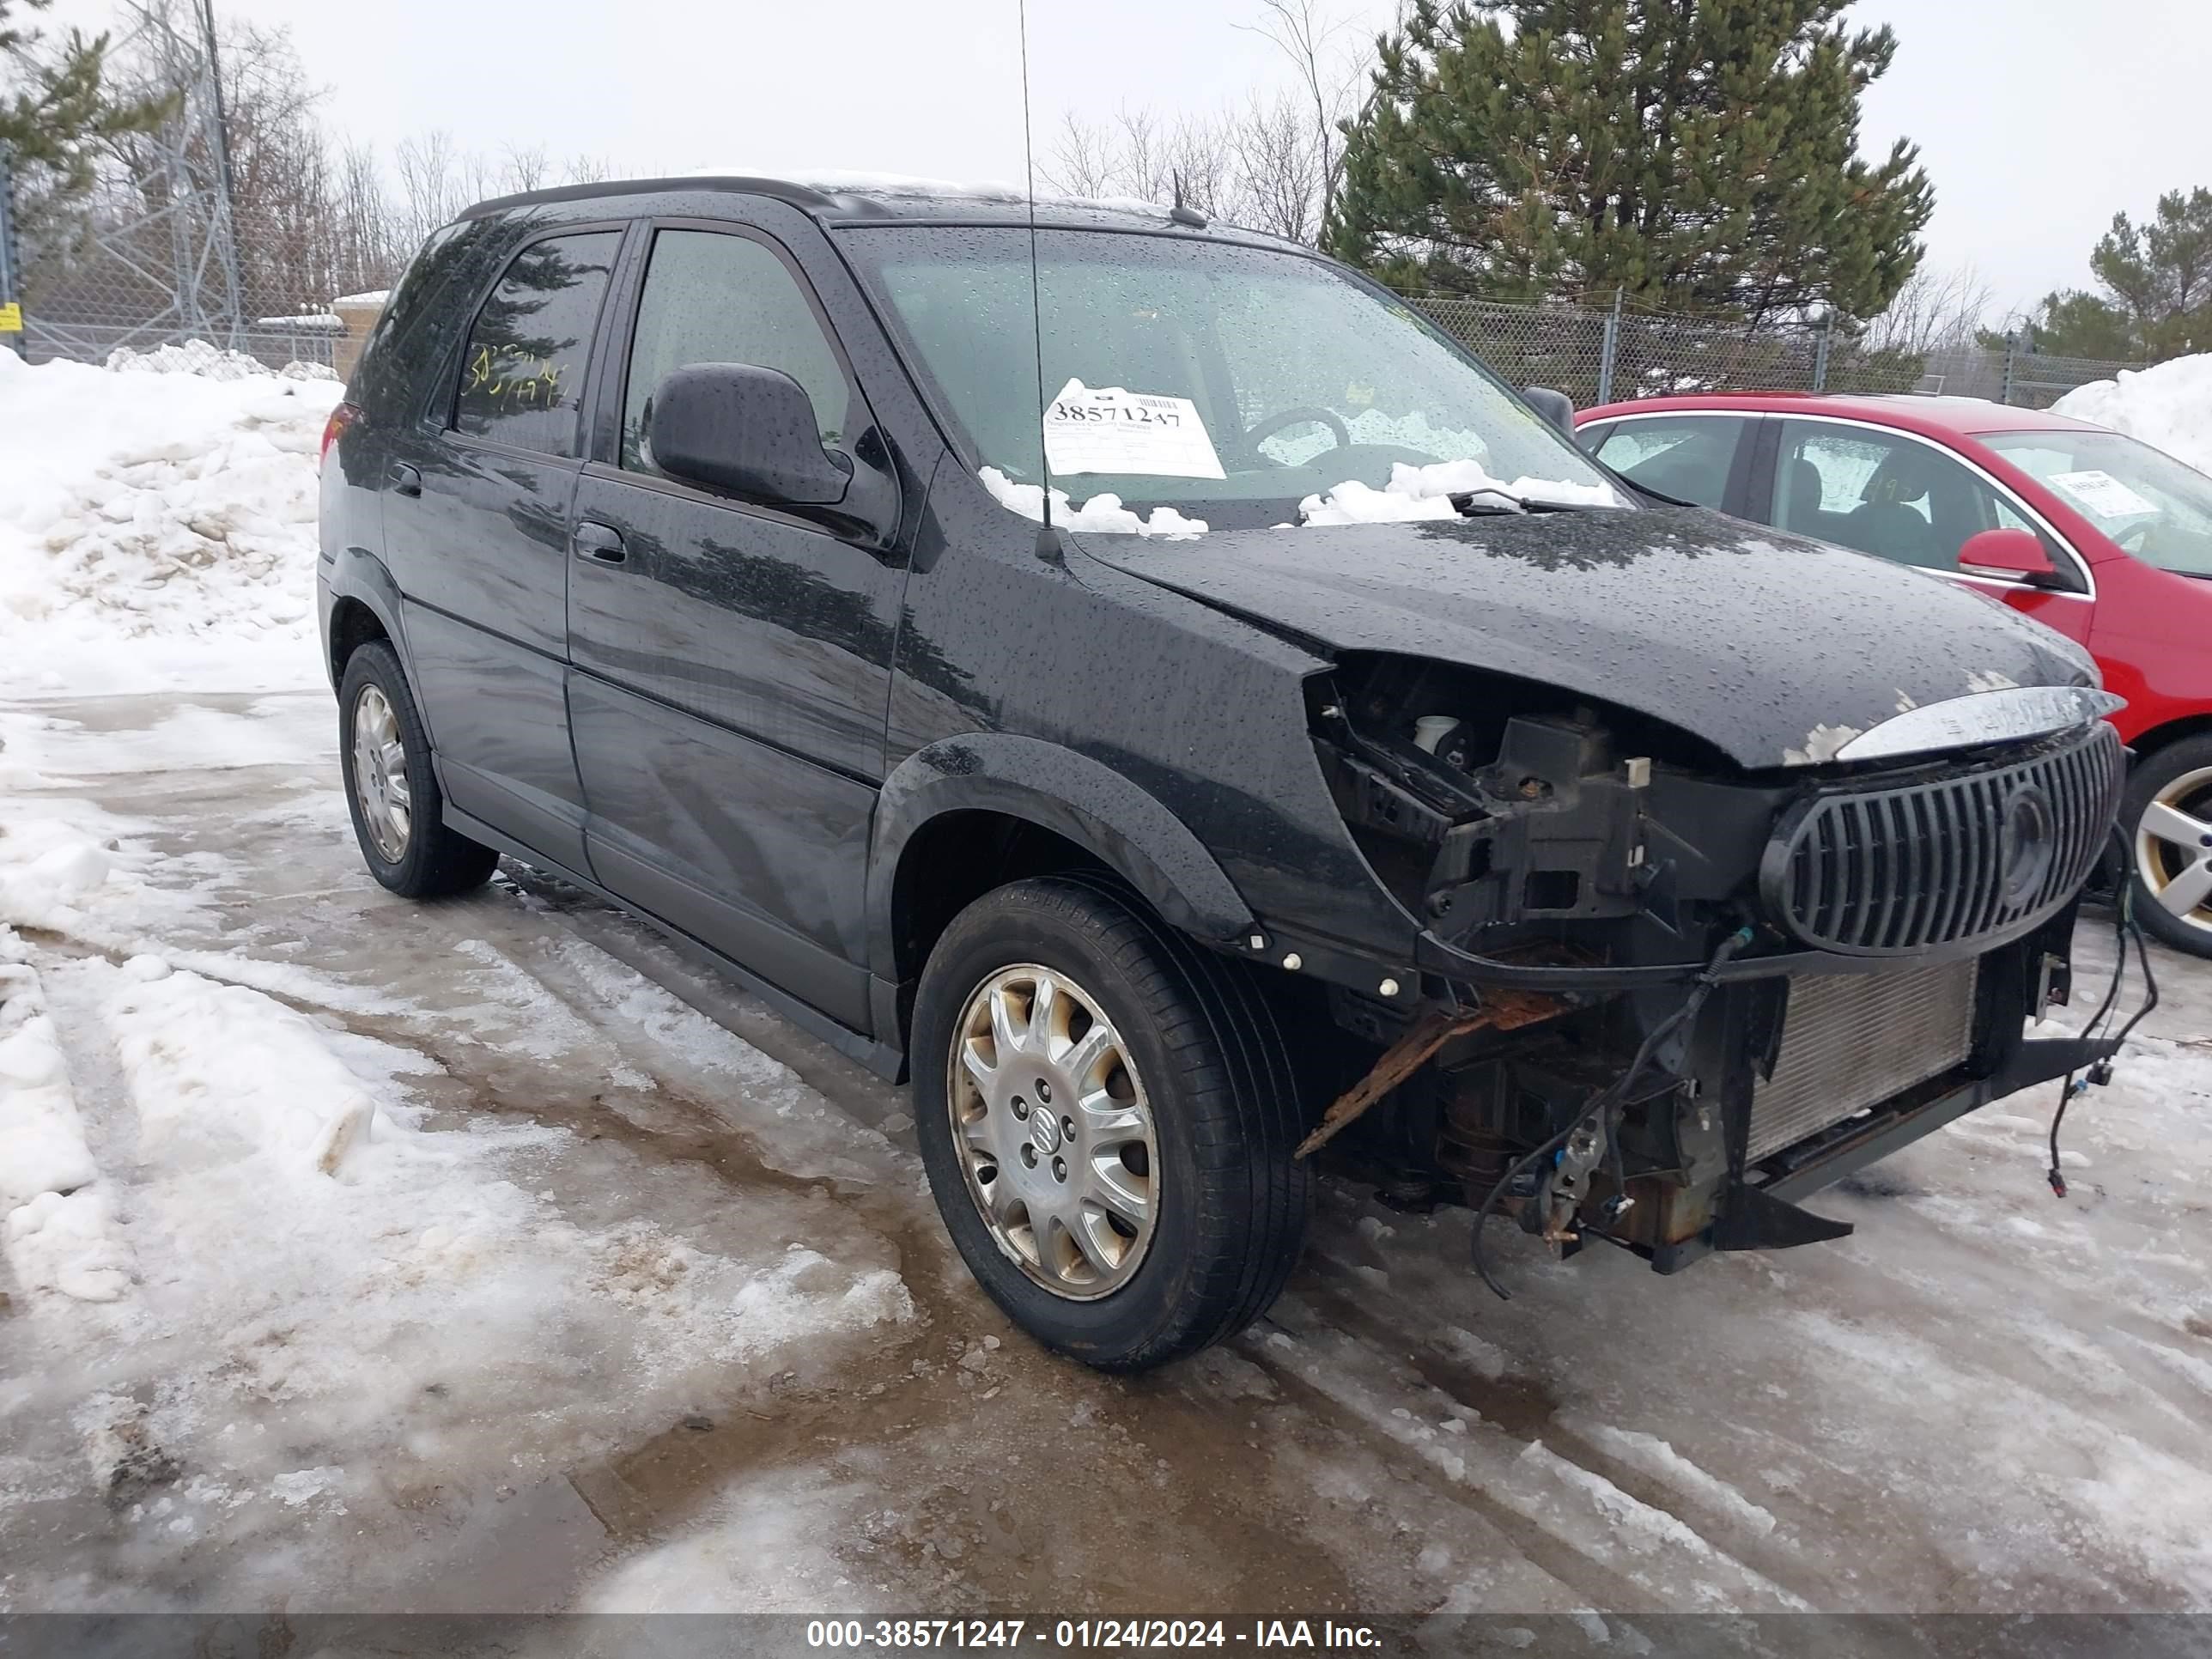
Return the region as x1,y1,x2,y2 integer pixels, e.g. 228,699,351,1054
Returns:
1069,507,2100,770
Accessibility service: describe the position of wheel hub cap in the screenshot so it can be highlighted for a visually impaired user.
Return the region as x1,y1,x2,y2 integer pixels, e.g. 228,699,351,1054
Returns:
2135,765,2212,934
946,964,1158,1300
351,685,412,863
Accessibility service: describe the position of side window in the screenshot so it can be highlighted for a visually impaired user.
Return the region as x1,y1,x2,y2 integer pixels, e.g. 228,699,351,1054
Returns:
1771,421,2026,573
1592,416,1745,510
622,229,854,476
451,231,620,457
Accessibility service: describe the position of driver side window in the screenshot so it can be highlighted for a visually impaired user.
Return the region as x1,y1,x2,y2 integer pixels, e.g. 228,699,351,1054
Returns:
620,228,853,477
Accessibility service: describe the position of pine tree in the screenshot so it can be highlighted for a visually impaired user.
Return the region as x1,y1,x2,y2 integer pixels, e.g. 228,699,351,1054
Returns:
1326,0,1933,327
1,0,172,283
2026,187,2212,363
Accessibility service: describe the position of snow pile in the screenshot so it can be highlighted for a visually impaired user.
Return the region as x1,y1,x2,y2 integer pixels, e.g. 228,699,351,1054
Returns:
2052,353,2212,473
0,934,135,1303
980,465,1209,538
1299,457,1622,525
0,349,344,694
108,963,385,1178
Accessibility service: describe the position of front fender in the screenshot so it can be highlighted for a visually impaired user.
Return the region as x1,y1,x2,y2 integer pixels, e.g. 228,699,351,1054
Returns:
867,732,1258,980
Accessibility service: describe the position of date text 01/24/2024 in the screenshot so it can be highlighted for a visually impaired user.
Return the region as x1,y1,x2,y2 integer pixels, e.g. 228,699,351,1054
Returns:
804,1620,1384,1650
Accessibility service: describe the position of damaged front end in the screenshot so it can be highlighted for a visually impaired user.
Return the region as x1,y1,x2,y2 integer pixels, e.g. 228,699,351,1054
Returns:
1295,652,2131,1283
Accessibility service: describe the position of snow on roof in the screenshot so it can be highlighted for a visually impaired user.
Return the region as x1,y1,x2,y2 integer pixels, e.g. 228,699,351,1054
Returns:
683,165,1167,220
331,290,389,307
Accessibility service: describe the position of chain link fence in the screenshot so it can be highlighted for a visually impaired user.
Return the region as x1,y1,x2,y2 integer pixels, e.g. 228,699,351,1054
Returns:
1401,291,2136,411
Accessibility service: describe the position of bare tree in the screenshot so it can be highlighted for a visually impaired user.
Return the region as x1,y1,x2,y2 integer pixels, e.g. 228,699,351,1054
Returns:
500,142,551,193
1230,89,1323,241
1865,264,1997,356
1042,112,1119,199
1237,0,1364,231
1039,1,1376,245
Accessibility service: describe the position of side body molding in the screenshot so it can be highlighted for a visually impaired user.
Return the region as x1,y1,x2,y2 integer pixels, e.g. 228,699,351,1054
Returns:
867,732,1260,981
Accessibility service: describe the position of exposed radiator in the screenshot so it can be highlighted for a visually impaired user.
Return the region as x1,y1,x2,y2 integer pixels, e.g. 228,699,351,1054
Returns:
1747,960,1980,1163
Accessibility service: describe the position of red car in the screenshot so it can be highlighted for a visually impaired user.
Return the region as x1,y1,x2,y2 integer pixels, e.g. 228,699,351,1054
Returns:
1576,392,2212,957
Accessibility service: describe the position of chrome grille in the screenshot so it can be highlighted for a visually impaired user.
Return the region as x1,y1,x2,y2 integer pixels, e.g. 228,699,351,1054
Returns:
1747,960,1979,1163
1762,721,2122,957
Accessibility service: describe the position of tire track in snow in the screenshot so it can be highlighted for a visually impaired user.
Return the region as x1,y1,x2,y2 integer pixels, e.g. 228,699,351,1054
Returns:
1228,1304,1807,1612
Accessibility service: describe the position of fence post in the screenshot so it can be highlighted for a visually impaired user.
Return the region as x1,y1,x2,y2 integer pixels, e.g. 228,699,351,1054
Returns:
1595,288,1622,405
2001,331,2019,405
0,143,24,359
1812,313,1832,392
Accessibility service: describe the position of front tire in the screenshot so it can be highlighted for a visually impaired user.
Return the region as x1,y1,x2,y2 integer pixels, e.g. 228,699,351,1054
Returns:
2122,734,2212,958
337,641,499,899
913,876,1310,1370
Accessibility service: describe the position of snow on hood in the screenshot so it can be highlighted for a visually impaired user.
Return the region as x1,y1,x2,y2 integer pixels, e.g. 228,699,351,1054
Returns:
979,466,1208,539
978,455,1617,539
2053,352,2212,473
1300,459,1623,524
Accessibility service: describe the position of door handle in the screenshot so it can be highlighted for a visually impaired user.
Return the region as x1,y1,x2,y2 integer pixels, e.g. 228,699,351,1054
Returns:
388,463,422,498
572,520,627,564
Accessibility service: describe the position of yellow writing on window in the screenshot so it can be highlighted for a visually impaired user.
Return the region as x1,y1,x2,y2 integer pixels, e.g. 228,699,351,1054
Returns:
466,343,566,414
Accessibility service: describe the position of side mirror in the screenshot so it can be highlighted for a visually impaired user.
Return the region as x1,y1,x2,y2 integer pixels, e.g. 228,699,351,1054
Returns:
1958,526,2058,585
648,362,850,507
1522,386,1575,437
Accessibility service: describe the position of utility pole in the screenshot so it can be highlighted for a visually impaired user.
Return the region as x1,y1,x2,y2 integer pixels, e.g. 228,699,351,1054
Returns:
0,142,23,357
195,0,246,344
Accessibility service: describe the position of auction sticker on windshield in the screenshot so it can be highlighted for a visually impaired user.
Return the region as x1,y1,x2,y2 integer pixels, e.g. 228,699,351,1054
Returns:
1043,378,1226,478
2051,469,2157,520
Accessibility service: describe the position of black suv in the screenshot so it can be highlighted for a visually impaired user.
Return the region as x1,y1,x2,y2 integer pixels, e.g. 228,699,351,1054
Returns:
320,175,2127,1370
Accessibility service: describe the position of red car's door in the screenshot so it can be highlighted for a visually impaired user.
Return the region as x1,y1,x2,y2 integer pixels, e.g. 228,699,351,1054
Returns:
1759,416,2098,649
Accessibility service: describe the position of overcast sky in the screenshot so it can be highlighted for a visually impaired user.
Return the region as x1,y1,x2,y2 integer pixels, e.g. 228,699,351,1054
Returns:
66,0,2212,317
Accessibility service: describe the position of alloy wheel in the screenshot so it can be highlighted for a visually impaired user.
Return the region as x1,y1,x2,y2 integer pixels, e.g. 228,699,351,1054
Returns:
351,684,412,863
945,964,1158,1300
2134,764,2212,937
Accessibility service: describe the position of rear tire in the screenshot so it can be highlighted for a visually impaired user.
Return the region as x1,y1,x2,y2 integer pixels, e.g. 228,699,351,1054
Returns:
912,876,1310,1370
2122,734,2212,958
338,641,499,899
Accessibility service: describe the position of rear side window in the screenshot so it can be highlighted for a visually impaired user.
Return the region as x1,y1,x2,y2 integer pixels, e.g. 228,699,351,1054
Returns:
451,230,620,456
1592,416,1745,509
621,229,854,476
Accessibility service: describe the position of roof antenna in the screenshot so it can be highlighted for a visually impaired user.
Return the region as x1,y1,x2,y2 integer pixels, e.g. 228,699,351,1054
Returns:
1167,167,1206,228
1017,0,1054,538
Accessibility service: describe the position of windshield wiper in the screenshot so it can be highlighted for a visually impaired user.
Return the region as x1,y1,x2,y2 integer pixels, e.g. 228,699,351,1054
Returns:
1449,489,1528,517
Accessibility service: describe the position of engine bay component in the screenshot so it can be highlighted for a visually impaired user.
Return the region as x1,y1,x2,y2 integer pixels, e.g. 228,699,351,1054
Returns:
1294,987,1566,1159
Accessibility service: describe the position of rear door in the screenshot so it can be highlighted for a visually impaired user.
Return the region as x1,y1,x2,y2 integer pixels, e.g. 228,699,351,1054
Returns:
1754,416,2095,647
381,224,625,873
565,218,907,1030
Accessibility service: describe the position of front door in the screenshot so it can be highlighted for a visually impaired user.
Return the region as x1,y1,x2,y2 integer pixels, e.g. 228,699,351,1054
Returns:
383,227,623,872
1763,417,2096,649
566,222,907,1030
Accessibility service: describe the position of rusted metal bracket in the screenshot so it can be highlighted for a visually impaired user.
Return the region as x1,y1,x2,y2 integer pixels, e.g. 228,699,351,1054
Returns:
1294,988,1565,1159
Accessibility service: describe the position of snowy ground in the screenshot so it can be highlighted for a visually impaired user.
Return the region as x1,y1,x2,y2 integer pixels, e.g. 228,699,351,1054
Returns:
3,353,2211,1626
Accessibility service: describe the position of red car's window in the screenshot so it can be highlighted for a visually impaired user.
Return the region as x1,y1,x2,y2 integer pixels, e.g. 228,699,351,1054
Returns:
1771,420,2061,573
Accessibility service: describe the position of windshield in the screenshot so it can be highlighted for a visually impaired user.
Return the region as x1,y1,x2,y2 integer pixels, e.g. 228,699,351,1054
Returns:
1983,428,2212,579
836,225,1621,527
